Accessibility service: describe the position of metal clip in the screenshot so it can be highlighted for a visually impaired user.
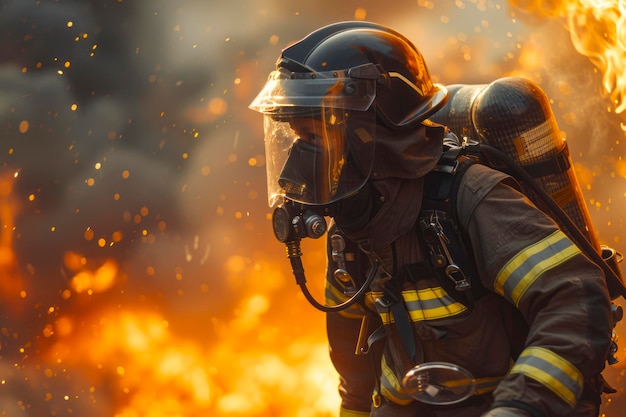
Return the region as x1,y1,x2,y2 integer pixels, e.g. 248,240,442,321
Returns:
429,211,472,291
331,234,357,296
445,264,472,292
355,315,370,355
372,389,382,408
374,296,394,309
432,216,453,264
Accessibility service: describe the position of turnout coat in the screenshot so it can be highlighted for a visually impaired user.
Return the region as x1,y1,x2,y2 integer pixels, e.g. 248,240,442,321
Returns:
325,163,613,417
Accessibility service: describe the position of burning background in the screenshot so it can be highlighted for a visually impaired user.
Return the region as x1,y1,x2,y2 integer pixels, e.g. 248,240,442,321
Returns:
1,0,626,416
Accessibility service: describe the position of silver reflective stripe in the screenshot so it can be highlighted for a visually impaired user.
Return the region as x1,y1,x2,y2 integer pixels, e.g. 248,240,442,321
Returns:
402,287,467,321
368,287,467,324
511,346,583,408
494,230,581,306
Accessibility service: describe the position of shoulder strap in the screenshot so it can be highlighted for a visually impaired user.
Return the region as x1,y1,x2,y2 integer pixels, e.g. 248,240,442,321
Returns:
417,149,486,305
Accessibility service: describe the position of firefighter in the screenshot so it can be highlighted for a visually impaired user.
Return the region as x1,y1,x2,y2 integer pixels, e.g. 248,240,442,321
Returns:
249,21,614,417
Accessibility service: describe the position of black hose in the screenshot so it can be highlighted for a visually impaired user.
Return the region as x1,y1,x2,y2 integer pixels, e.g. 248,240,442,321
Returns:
289,250,379,313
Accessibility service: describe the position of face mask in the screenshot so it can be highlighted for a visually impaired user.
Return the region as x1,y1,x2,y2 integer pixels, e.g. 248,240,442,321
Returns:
278,139,324,203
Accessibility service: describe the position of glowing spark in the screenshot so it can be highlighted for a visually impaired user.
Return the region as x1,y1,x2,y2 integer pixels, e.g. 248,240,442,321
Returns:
18,120,29,133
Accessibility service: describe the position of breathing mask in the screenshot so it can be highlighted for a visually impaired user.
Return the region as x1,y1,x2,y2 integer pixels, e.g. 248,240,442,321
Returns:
250,65,379,208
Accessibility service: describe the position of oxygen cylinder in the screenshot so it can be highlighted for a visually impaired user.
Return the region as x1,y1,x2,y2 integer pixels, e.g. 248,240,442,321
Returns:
429,77,601,252
429,83,486,144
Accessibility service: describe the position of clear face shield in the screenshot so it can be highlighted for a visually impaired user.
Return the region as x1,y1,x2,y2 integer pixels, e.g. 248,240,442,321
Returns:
249,65,379,208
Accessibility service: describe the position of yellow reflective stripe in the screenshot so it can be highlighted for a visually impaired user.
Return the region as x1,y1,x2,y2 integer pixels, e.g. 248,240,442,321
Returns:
402,287,467,321
511,346,583,408
380,354,413,405
369,288,467,324
378,311,392,324
494,230,581,306
339,407,370,417
325,281,364,318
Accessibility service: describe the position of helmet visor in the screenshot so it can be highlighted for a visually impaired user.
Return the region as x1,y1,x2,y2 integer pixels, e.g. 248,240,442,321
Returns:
249,66,378,114
261,106,376,208
250,67,379,207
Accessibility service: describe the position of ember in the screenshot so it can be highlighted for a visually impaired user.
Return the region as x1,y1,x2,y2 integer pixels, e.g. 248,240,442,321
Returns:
0,1,625,416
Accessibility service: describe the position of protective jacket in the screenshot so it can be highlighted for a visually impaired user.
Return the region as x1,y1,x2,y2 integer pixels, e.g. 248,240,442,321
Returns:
325,162,613,417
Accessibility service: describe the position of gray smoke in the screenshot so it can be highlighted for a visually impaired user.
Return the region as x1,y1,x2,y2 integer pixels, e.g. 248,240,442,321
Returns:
0,1,624,415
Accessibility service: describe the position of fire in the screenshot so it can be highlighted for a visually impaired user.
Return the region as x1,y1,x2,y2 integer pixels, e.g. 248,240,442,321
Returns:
17,240,338,417
566,1,626,113
43,299,338,416
3,2,626,416
0,160,337,417
0,172,27,313
510,0,626,113
67,257,118,294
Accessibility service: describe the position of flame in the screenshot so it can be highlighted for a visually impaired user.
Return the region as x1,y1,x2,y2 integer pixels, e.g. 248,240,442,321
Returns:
68,258,118,294
510,0,626,113
0,171,27,313
27,239,338,417
43,304,339,417
4,2,626,416
565,1,626,113
0,161,338,416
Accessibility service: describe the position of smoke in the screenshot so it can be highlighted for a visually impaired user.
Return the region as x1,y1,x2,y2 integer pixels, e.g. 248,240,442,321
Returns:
0,0,624,415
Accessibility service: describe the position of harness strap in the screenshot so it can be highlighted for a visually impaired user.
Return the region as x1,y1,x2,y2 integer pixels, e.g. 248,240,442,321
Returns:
376,284,418,363
359,325,386,354
523,144,571,178
419,155,486,306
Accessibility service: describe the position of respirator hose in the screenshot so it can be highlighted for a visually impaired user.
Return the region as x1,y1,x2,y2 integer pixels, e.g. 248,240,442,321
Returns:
286,239,379,313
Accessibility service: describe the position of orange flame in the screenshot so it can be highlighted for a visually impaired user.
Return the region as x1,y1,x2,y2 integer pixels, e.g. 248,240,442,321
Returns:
37,241,339,417
566,1,626,113
68,257,118,294
510,0,626,113
44,306,339,417
0,171,27,312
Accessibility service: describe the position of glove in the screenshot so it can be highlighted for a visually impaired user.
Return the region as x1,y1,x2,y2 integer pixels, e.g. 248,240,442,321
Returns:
481,407,532,417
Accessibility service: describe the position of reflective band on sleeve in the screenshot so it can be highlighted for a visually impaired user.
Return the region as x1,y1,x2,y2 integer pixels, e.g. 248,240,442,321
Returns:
494,230,581,306
511,346,584,408
380,353,413,405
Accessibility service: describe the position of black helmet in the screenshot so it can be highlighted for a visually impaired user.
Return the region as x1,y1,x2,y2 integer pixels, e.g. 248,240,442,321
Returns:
250,22,447,207
275,21,447,128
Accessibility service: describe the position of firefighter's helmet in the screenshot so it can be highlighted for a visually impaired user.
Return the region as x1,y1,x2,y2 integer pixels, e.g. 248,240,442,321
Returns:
249,21,448,207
